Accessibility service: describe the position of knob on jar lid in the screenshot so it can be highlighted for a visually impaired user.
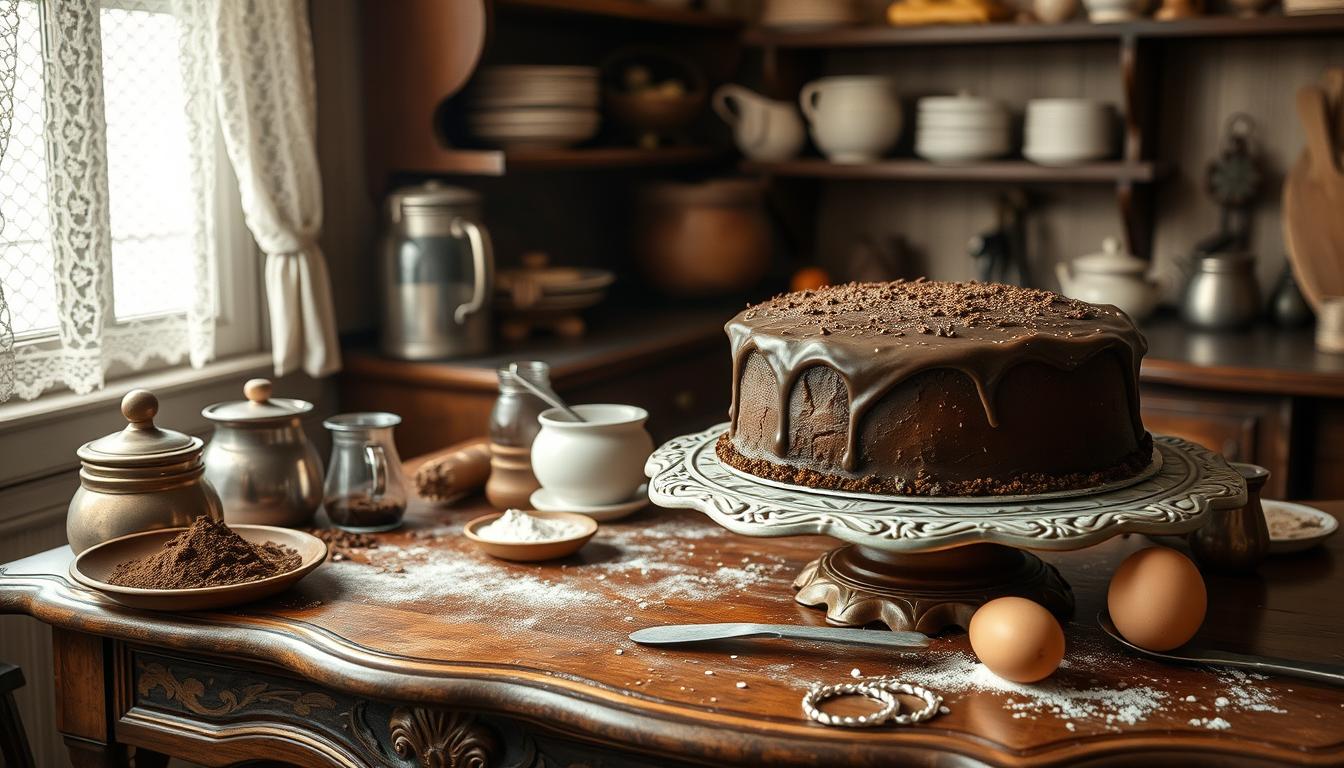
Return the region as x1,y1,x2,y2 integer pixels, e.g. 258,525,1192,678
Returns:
201,377,314,424
76,389,203,466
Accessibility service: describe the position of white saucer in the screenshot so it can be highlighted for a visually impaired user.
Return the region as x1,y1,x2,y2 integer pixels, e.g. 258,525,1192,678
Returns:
1263,500,1339,554
529,484,649,522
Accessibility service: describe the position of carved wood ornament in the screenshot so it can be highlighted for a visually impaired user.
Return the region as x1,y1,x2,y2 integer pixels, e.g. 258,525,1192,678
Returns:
389,707,499,768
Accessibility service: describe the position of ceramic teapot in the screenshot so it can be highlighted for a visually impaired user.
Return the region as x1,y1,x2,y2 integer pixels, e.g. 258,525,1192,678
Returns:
712,84,805,162
1056,237,1159,320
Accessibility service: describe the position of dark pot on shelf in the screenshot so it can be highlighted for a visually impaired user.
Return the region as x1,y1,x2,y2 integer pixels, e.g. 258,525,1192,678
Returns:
635,179,771,298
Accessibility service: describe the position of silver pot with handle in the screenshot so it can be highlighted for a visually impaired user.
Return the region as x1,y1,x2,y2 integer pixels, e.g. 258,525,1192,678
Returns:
380,182,494,359
201,378,324,527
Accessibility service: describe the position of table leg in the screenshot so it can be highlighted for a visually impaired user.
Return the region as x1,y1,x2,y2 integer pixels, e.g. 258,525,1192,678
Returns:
64,738,128,768
53,629,129,768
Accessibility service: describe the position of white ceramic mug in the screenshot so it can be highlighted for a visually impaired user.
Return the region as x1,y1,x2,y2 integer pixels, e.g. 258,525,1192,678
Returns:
530,404,654,506
799,76,902,163
713,84,806,162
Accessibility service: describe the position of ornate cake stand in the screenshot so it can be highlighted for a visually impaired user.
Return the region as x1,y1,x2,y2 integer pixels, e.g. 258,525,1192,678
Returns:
645,425,1246,632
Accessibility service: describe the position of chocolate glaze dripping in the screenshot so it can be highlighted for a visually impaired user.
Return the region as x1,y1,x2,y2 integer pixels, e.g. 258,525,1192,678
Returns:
725,282,1148,474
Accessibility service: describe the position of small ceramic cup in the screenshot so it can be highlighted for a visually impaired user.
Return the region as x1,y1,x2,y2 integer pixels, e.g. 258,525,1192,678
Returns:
530,404,654,507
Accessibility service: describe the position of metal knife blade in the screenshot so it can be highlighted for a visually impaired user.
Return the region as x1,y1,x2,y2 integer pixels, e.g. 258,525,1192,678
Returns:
629,622,929,650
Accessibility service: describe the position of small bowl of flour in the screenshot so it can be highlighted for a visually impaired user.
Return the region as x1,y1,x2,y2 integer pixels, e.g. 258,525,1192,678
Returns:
464,508,598,562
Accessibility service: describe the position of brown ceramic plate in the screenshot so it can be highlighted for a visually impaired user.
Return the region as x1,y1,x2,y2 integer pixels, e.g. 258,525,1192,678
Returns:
463,510,597,562
69,525,327,611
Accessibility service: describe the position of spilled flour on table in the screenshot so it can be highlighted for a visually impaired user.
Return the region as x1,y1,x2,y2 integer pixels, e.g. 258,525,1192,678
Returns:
321,516,789,629
883,651,1169,726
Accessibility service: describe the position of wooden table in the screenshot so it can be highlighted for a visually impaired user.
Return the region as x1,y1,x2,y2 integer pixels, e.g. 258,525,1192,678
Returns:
1,490,1341,767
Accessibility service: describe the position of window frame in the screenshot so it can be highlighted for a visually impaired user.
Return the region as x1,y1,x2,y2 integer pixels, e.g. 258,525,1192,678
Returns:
0,0,265,400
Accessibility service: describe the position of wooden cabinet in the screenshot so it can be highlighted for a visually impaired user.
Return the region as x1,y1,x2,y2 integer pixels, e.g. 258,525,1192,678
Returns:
1140,385,1293,498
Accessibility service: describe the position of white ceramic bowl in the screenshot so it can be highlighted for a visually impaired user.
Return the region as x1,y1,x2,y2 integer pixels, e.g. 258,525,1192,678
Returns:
530,404,654,507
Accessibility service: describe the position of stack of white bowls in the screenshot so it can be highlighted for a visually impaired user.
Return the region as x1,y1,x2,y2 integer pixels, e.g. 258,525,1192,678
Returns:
914,94,1011,164
468,66,600,149
1023,99,1115,166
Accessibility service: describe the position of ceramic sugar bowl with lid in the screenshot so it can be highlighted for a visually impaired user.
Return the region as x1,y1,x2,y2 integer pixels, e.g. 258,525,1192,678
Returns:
1056,237,1160,321
67,389,224,554
201,378,324,527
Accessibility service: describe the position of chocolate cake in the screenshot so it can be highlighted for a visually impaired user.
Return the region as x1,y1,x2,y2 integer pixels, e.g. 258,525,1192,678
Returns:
719,280,1152,496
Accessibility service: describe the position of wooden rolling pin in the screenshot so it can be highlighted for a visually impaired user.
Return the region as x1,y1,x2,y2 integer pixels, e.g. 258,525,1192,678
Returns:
413,438,492,502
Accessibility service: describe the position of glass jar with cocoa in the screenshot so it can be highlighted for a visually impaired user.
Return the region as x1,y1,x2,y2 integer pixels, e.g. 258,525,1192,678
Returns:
322,413,408,531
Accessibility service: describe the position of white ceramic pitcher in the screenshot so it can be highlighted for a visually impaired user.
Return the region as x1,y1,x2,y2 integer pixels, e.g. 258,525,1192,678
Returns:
713,84,806,162
799,76,902,163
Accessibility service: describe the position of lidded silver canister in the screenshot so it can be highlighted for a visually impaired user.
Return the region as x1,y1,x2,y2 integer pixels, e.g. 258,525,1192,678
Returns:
380,181,494,359
67,389,224,554
201,378,324,527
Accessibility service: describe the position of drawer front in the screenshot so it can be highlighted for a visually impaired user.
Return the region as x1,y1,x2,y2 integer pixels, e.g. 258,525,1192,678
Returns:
120,649,694,768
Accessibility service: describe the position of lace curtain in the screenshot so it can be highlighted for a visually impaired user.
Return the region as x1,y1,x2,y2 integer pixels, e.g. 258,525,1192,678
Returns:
0,0,338,403
177,0,340,378
0,0,17,402
0,0,217,401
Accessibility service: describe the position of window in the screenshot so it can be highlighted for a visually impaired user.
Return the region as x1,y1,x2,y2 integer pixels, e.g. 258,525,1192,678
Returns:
0,0,260,403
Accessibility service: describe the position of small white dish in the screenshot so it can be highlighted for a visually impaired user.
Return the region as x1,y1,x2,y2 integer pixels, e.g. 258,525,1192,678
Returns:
530,483,649,522
1263,500,1339,554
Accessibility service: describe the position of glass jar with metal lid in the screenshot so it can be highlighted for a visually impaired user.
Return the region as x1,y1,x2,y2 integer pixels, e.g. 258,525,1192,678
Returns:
201,378,325,527
67,389,224,554
380,181,494,359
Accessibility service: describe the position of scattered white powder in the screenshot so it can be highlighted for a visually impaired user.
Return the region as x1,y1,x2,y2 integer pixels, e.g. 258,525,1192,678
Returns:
477,509,584,542
1215,696,1229,708
1190,717,1232,730
886,651,1169,726
1213,670,1287,714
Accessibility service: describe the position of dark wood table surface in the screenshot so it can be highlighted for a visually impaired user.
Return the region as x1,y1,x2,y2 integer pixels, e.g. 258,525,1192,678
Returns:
1,479,1341,766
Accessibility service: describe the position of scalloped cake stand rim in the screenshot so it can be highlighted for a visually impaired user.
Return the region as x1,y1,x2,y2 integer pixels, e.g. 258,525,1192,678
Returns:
645,424,1247,555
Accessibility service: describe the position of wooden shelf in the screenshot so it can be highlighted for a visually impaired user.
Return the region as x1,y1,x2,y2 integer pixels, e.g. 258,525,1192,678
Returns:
744,13,1344,49
741,158,1159,183
494,0,743,29
401,146,731,176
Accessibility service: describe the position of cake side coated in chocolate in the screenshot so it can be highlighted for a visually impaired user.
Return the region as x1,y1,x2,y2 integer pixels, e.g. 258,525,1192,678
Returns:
721,280,1152,496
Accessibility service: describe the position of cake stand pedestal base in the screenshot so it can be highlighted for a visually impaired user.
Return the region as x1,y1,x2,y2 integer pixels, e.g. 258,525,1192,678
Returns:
793,543,1074,633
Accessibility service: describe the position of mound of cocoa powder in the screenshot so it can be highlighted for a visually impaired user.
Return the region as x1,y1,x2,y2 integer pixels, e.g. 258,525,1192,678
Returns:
107,516,301,589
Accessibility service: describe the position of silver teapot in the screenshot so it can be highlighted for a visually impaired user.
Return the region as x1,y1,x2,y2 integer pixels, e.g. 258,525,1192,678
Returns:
1181,253,1260,330
201,378,324,527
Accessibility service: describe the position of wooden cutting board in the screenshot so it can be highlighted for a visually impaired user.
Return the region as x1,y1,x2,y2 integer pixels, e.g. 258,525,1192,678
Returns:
1283,76,1344,311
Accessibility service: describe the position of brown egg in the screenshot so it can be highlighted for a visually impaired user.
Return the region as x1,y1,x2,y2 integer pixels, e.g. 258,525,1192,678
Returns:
968,596,1066,683
1107,547,1206,652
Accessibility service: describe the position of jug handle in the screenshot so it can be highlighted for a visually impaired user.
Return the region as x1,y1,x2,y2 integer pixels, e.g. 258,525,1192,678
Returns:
365,442,388,500
712,84,746,127
451,218,492,325
799,81,822,124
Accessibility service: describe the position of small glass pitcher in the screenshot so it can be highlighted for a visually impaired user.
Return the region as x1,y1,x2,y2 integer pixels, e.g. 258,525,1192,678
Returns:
322,412,408,532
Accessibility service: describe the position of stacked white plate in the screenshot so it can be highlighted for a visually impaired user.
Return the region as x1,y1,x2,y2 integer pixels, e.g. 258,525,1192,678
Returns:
1023,98,1115,166
469,66,600,149
914,94,1011,164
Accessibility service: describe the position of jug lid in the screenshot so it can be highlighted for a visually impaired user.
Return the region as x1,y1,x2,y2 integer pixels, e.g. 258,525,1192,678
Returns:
77,390,204,467
387,181,479,212
202,378,314,424
1075,237,1148,275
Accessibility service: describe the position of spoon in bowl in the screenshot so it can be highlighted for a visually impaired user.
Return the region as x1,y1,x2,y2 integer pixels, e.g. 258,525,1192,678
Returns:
508,362,585,422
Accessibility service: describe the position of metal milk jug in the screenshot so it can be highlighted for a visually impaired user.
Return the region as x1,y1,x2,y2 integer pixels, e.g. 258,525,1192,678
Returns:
380,182,494,359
